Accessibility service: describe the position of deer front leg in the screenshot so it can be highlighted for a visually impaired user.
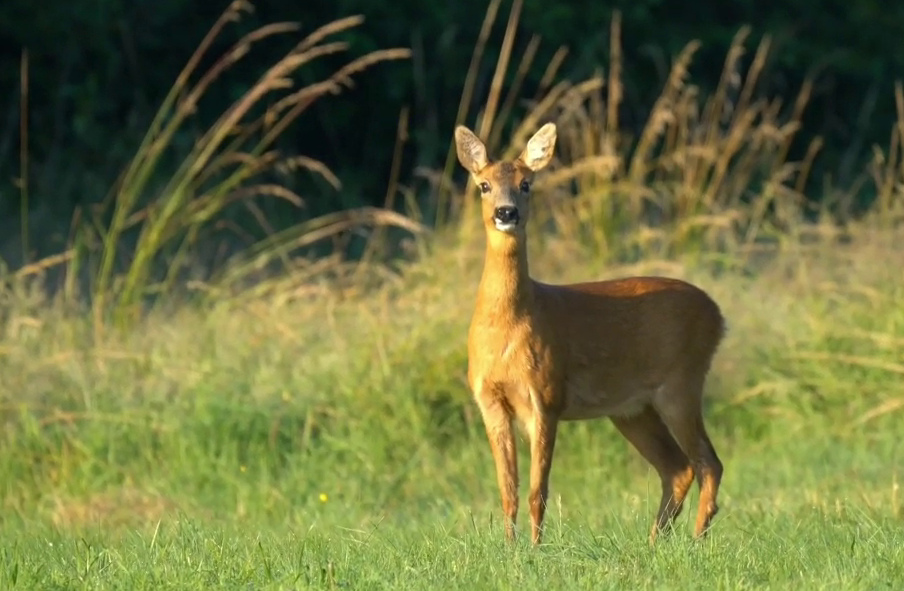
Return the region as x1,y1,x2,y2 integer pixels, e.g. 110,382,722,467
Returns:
527,411,559,545
477,398,518,542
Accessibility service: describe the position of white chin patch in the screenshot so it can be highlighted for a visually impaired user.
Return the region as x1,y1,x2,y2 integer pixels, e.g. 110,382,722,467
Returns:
494,221,518,233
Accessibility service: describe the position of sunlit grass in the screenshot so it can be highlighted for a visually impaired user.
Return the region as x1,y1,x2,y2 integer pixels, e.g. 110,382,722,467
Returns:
1,223,903,588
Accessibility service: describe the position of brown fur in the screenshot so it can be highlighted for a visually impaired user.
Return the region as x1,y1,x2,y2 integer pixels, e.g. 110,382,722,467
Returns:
454,123,726,545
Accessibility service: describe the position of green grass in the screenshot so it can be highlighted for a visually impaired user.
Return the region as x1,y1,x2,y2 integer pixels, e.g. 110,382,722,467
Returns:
2,224,903,589
2,510,900,589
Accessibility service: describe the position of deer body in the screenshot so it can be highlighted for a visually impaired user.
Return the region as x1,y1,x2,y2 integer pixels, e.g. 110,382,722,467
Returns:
456,123,725,545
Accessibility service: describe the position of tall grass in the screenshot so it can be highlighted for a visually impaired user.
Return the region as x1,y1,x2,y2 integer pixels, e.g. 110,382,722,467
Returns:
5,3,902,322
8,2,419,332
428,7,902,275
441,21,841,261
0,1,901,435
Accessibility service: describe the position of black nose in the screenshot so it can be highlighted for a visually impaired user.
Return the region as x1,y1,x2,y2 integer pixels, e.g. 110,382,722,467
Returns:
493,206,519,225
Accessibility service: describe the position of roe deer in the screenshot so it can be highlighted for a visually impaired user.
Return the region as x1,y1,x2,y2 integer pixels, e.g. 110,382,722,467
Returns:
454,122,726,545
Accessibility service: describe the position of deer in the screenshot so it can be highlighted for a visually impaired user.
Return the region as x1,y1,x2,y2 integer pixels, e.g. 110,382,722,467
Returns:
454,122,726,546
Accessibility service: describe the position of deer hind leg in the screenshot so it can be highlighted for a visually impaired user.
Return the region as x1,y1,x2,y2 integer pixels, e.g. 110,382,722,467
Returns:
654,376,724,539
690,428,722,538
477,398,519,542
611,405,695,543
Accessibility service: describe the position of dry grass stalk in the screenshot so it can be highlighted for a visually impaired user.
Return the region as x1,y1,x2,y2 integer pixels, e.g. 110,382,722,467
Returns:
75,3,412,331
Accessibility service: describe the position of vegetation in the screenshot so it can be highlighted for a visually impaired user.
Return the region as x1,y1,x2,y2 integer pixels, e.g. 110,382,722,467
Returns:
2,0,904,248
1,1,903,588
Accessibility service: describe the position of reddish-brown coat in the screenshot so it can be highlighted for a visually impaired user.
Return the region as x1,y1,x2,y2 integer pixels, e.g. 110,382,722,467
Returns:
455,123,726,545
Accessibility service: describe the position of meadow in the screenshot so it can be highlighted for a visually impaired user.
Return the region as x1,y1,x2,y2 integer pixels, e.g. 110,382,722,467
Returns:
1,4,903,589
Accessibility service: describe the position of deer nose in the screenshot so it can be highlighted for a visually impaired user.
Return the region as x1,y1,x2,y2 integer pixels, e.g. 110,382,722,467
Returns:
493,206,520,225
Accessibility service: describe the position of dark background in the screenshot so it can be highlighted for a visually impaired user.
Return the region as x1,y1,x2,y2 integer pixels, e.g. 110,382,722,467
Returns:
1,0,902,265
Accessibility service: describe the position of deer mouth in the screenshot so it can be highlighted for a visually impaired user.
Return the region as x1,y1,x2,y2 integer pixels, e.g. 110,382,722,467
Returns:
494,220,519,233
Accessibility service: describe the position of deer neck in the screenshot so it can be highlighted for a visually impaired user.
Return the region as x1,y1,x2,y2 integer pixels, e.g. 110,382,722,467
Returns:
475,232,534,318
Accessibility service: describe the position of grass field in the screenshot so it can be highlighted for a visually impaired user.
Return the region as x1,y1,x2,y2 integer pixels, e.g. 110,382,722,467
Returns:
2,5,904,589
2,222,903,589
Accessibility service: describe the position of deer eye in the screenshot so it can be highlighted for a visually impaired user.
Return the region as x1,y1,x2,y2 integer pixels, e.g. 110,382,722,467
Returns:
479,181,491,194
519,180,531,194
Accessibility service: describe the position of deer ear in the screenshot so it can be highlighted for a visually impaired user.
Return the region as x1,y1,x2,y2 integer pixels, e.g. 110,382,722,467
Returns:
454,126,489,174
520,123,557,171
